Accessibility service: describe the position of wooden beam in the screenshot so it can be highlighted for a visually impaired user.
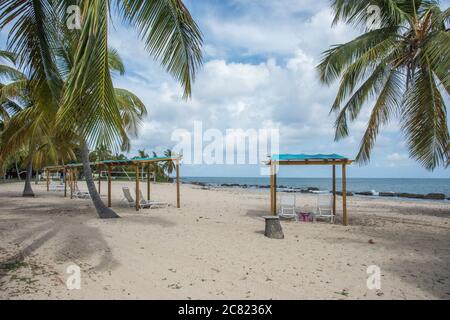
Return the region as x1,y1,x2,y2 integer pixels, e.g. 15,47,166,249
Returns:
107,165,112,208
274,160,352,166
176,160,180,208
342,164,348,226
332,165,336,216
135,165,140,211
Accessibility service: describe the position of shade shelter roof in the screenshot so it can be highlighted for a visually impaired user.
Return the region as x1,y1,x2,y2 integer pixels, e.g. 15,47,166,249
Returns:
267,153,353,225
267,154,352,166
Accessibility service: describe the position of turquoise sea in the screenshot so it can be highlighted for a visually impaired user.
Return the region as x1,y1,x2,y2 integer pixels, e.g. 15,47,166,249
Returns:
182,177,450,198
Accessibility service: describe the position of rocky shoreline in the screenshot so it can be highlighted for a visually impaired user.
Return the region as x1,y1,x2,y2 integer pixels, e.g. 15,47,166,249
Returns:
184,181,450,201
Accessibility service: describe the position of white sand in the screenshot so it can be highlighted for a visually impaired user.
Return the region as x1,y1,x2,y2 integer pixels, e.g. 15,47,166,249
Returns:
0,181,449,300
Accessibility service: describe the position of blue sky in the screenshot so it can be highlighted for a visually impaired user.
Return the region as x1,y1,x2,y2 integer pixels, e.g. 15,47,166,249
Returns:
1,1,449,178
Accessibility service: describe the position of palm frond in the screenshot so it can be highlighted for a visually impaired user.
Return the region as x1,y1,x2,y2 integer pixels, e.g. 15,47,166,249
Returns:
402,66,449,170
356,69,403,164
118,0,203,98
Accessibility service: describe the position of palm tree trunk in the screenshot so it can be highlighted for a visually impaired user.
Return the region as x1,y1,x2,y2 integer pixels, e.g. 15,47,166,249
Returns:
80,142,119,219
22,158,35,197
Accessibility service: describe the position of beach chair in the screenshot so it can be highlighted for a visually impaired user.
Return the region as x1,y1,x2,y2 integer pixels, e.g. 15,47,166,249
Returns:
49,182,64,192
138,190,168,208
313,193,335,223
74,185,90,199
120,187,153,209
278,193,298,221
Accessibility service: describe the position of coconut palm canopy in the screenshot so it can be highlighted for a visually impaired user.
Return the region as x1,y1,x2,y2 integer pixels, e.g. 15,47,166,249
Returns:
0,0,203,152
0,0,203,218
318,0,449,170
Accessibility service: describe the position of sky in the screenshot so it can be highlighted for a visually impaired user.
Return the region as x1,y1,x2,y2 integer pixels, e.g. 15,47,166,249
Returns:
1,0,450,178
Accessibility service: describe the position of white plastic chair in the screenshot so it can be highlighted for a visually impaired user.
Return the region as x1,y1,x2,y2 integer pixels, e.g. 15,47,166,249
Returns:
278,193,297,220
314,192,335,223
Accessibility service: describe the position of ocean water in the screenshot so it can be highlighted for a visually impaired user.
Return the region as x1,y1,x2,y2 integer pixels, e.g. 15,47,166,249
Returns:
182,177,450,198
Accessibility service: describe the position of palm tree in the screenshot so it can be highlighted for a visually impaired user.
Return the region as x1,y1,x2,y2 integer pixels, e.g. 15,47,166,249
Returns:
91,145,113,162
318,0,449,170
162,149,176,178
0,50,22,127
0,0,202,218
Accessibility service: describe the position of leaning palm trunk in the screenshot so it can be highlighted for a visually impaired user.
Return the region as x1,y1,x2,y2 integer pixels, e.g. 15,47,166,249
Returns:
80,142,119,219
22,158,34,197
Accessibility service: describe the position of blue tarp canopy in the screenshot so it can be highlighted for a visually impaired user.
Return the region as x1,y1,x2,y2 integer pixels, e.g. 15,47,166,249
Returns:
271,154,347,161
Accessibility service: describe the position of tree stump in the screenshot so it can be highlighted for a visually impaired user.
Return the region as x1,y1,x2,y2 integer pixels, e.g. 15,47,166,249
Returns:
263,216,284,239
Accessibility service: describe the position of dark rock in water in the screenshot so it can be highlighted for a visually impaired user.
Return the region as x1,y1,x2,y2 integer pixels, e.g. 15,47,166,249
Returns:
221,183,241,188
307,187,319,192
379,192,396,197
336,191,354,196
398,193,425,199
336,191,355,197
258,185,271,189
356,191,373,196
300,189,310,193
191,182,207,187
424,193,446,200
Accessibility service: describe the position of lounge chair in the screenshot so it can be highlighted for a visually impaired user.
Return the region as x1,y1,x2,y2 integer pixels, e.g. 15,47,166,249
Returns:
278,193,298,221
138,189,168,209
120,187,154,209
74,185,90,199
49,182,65,192
313,192,335,223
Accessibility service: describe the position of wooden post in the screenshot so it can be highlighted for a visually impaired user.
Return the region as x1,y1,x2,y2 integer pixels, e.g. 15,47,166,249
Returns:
147,164,151,201
270,163,277,215
74,168,78,190
135,165,140,211
176,159,180,208
270,167,273,214
332,165,336,216
273,164,277,215
342,163,348,226
108,165,112,208
46,169,49,192
97,165,101,195
70,169,73,199
64,167,67,197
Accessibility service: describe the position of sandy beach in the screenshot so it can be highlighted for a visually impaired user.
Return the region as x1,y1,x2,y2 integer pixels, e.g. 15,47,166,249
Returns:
0,181,449,300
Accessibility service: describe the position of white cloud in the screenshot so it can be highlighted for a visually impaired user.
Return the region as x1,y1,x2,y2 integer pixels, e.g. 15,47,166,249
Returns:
386,153,409,162
106,1,448,177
